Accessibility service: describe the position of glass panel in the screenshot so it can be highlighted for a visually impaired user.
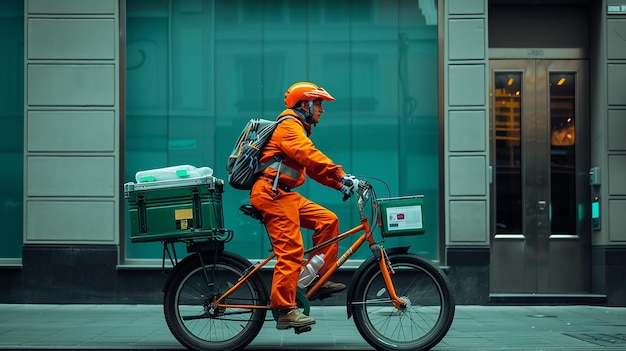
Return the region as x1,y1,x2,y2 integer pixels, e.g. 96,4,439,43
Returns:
549,72,576,234
0,0,24,259
494,72,522,234
125,0,439,260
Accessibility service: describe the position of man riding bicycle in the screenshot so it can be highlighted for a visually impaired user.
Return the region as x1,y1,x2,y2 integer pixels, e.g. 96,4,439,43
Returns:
249,82,361,330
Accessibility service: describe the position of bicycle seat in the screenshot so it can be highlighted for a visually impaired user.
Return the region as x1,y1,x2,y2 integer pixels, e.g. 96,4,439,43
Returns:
239,204,263,221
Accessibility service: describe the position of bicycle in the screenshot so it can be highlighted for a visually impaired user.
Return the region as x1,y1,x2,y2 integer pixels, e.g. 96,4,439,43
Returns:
135,178,455,351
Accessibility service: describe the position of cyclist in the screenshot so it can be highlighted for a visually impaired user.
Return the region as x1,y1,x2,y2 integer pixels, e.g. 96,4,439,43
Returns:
250,82,360,330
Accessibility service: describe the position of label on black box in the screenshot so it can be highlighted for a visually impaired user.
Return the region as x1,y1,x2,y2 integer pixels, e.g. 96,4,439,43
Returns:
175,208,193,230
177,219,192,230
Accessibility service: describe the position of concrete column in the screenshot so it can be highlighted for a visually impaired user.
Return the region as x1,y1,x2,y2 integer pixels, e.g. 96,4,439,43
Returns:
590,0,626,306
24,0,120,244
442,0,490,304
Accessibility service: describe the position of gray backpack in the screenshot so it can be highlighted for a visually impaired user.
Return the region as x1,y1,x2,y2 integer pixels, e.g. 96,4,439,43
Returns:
226,116,295,190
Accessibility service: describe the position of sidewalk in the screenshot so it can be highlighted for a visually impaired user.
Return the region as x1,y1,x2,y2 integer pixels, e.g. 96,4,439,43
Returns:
0,304,625,350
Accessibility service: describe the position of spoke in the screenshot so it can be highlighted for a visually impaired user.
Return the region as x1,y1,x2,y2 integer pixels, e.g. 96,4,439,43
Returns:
351,298,394,305
182,313,209,321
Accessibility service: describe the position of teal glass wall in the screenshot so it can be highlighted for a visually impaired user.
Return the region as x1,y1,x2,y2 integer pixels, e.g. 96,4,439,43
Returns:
125,0,439,260
0,0,24,259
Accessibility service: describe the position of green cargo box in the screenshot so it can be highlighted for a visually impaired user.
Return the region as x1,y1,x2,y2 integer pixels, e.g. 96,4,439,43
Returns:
124,176,226,243
377,195,425,237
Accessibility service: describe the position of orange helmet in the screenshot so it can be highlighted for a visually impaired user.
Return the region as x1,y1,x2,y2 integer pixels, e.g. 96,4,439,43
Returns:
284,82,335,108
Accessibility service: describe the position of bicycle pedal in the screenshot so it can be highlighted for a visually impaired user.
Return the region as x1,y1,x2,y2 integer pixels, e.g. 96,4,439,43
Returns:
294,325,312,334
316,293,333,300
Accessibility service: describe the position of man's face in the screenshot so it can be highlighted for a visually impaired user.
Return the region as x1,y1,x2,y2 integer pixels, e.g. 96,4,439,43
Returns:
309,100,324,124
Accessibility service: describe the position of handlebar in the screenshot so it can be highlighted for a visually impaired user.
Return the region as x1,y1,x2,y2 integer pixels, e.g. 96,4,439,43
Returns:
355,180,374,219
342,178,373,202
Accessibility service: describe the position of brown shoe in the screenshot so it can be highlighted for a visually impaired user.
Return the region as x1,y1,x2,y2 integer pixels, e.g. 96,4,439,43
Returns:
322,281,346,290
276,308,316,330
308,280,346,301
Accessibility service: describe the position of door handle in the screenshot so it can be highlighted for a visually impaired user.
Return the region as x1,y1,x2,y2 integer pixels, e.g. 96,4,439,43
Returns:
537,201,547,227
538,200,546,213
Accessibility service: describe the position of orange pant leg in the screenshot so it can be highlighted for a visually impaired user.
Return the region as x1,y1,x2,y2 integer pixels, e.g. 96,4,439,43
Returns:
298,197,339,276
250,183,304,310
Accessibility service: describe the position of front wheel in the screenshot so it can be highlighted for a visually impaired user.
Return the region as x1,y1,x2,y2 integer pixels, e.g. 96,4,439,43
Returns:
351,254,455,351
163,251,268,351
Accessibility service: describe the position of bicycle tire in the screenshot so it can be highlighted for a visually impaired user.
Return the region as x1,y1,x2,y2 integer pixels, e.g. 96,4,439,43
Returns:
350,253,455,351
163,251,268,351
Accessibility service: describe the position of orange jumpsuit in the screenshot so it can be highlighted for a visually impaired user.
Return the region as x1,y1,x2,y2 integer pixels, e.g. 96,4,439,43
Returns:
249,109,345,310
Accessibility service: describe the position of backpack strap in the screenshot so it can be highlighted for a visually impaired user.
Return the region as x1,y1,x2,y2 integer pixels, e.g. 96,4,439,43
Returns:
258,115,303,190
264,158,300,178
270,156,283,192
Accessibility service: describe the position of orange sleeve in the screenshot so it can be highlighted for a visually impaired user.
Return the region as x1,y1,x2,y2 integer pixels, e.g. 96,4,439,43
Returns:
276,119,345,190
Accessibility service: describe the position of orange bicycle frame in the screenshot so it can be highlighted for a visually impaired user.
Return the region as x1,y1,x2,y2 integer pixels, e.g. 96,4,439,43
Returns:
213,209,404,310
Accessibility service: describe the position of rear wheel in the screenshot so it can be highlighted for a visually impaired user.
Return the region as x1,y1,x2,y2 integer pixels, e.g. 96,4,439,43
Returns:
163,252,268,351
351,254,455,351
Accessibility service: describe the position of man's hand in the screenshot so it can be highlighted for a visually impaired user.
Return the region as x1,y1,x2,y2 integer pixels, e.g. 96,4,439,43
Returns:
339,174,360,201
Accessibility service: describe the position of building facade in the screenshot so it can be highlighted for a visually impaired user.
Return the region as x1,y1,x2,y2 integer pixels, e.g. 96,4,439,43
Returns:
1,0,625,306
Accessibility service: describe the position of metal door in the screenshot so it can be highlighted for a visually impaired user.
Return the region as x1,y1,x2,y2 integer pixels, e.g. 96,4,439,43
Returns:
489,59,590,294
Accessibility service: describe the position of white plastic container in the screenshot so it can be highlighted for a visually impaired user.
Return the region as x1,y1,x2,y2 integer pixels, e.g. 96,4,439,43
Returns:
135,165,213,183
297,254,325,288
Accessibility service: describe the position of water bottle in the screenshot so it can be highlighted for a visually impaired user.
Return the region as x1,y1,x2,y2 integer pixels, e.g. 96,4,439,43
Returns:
298,254,325,288
135,165,213,182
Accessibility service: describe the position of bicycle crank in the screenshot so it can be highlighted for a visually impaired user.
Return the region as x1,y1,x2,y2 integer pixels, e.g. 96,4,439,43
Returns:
294,325,312,334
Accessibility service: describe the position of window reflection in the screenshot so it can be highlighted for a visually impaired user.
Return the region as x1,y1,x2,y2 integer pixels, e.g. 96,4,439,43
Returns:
125,0,440,260
0,0,24,259
550,72,576,234
494,72,522,233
